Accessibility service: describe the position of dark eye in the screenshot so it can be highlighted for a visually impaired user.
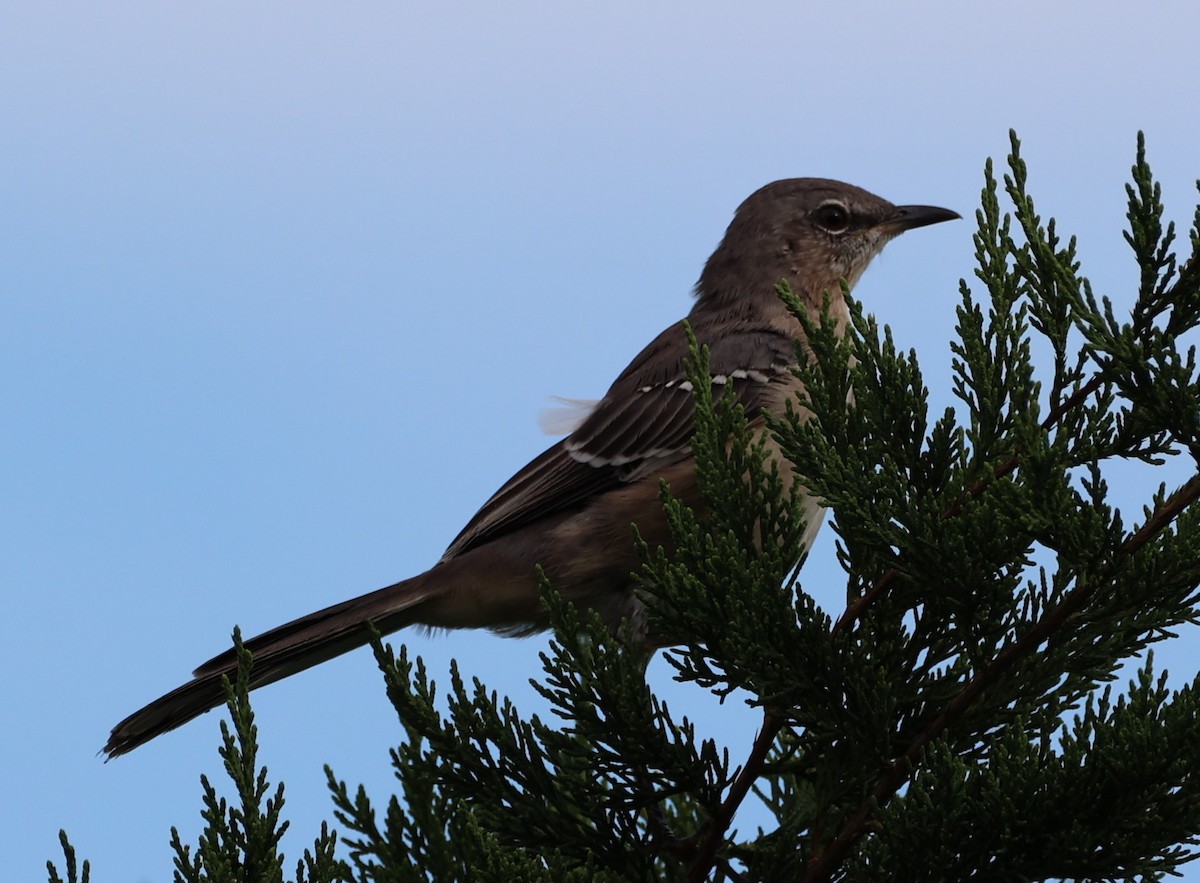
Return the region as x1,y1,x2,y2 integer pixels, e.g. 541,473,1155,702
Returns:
813,201,851,233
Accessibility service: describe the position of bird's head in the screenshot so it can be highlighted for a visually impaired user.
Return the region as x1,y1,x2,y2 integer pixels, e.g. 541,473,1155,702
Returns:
694,178,959,317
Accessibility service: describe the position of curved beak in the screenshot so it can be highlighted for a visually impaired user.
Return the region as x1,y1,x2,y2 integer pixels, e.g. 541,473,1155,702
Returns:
884,204,961,233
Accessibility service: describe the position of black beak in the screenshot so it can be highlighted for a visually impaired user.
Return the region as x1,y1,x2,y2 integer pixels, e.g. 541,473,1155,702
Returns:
885,204,961,233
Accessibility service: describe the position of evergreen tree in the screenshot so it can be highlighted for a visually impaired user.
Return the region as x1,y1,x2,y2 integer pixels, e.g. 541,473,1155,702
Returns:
51,133,1200,881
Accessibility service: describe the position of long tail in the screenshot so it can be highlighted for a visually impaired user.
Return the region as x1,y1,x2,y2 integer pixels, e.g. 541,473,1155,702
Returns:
103,572,442,759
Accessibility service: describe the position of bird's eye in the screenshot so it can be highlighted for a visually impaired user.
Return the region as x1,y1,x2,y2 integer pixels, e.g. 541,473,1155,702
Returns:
813,202,851,234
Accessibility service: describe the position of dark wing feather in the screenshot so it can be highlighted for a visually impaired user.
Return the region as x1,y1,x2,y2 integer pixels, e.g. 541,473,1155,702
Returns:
441,442,621,559
442,317,798,559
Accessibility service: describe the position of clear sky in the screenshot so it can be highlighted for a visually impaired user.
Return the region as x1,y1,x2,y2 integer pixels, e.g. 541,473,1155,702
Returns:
4,2,1199,879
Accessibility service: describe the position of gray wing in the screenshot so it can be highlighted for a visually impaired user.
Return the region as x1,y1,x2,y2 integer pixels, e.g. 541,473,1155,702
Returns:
441,317,797,560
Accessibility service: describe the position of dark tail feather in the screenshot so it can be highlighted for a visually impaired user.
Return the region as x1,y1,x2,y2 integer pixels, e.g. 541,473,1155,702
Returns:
103,573,440,759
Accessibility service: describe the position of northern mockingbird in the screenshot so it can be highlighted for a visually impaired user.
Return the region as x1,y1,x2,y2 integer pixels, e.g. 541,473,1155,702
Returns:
104,178,958,758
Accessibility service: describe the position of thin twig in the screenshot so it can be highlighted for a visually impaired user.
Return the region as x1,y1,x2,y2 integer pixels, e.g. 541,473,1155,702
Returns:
686,711,784,882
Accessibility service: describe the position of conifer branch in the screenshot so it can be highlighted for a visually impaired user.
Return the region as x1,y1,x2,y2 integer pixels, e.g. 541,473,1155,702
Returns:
805,473,1200,882
831,372,1109,639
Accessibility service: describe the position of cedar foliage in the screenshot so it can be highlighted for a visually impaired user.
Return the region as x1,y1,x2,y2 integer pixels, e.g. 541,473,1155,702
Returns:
52,133,1200,881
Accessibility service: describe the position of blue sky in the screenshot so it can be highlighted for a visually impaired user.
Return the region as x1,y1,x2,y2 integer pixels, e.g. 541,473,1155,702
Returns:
4,3,1199,879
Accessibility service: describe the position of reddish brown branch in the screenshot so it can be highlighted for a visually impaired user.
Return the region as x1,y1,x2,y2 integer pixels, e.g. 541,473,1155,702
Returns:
804,472,1200,882
687,711,784,882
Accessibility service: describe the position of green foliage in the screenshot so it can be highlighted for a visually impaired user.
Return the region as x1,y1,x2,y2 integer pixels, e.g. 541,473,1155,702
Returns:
857,656,1200,882
47,830,89,883
163,630,352,883
52,134,1200,881
49,631,353,883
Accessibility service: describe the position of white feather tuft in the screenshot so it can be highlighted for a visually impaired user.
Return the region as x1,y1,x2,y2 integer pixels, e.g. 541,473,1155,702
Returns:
538,396,600,436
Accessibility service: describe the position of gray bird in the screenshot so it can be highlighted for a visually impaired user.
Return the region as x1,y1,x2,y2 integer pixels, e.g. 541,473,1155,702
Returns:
104,178,958,758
